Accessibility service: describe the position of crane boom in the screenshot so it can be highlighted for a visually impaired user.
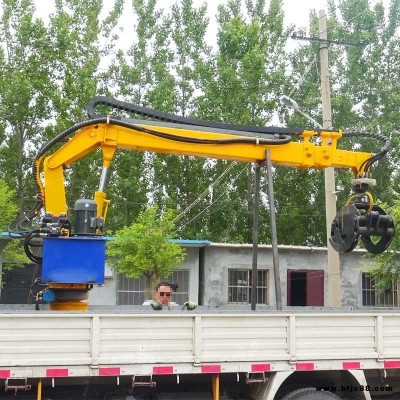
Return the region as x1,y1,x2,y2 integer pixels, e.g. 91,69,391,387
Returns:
42,120,371,218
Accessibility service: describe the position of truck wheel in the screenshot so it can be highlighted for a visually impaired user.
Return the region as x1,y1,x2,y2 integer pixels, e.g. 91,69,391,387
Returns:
280,387,343,400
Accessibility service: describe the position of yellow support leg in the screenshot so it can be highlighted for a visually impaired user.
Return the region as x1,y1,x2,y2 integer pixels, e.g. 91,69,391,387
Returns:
212,374,219,400
37,379,42,400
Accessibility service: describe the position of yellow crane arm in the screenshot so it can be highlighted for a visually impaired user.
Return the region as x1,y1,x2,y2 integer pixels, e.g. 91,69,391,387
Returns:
41,120,372,218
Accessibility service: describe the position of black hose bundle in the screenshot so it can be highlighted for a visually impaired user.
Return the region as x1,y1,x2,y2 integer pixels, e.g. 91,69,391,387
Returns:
342,131,390,174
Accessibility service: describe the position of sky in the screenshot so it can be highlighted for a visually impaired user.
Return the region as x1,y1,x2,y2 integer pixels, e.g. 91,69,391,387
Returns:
30,0,386,55
34,0,387,47
179,0,330,27
33,0,332,44
30,0,335,70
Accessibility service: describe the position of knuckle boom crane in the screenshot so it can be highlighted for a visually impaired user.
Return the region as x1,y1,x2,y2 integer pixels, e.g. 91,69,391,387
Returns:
9,97,395,310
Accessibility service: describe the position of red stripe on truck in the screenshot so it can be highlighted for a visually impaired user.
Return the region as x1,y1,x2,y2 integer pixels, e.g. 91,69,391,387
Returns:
46,368,69,377
153,366,174,375
251,364,271,372
201,365,221,373
384,361,400,369
296,363,315,371
343,362,361,369
99,367,121,376
0,370,10,378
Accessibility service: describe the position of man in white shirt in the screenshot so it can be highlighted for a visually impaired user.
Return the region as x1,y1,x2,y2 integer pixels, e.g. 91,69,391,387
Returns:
142,282,197,310
142,282,178,309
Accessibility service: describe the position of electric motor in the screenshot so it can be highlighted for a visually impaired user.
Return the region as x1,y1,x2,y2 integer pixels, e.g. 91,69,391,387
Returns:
74,199,98,235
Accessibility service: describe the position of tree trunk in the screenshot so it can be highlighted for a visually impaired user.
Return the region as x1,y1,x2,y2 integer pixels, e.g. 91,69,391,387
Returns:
144,273,159,302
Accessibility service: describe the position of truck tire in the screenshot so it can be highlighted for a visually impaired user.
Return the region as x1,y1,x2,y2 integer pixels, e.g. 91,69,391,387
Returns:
280,387,343,400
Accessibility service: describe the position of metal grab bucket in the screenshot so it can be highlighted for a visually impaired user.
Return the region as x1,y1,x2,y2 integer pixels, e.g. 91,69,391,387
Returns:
330,204,395,254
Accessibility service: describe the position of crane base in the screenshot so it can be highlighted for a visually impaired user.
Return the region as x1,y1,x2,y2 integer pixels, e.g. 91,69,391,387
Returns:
50,300,89,311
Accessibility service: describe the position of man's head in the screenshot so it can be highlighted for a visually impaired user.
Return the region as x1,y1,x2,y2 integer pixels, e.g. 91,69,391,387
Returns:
155,282,175,306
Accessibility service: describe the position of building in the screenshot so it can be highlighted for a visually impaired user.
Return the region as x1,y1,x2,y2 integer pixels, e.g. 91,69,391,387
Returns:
89,242,397,309
0,235,396,309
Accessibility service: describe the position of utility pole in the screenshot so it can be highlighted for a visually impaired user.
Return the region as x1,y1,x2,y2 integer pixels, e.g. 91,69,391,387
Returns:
319,10,341,307
290,11,360,307
251,163,261,311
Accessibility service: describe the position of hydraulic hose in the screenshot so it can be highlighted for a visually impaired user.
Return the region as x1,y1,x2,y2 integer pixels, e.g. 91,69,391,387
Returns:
88,96,391,174
86,95,303,136
342,131,390,174
23,230,44,264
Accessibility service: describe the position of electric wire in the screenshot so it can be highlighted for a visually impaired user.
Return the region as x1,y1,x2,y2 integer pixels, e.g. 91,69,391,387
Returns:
173,162,237,223
288,55,317,99
178,164,248,230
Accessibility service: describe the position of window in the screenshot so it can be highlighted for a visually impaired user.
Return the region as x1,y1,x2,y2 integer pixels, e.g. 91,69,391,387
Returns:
117,274,146,305
228,269,268,304
362,273,398,307
117,270,190,305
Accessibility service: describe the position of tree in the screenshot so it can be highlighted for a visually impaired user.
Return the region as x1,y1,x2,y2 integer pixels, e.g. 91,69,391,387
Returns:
151,0,214,235
190,0,290,243
365,196,400,292
0,0,53,214
324,0,400,206
0,178,28,270
279,0,400,246
106,206,186,300
0,0,123,226
102,0,169,230
46,0,123,212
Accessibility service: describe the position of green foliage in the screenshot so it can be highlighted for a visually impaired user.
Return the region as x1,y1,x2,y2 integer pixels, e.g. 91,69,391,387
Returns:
281,0,400,245
103,0,170,230
1,239,29,270
0,0,398,251
326,0,400,205
106,206,186,281
0,178,28,269
187,0,290,244
0,179,18,229
46,0,123,210
365,196,400,291
0,0,53,213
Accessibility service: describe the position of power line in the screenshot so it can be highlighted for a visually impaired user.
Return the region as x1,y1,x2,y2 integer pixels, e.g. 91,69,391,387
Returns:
178,164,248,230
173,161,237,223
291,34,362,47
288,54,317,98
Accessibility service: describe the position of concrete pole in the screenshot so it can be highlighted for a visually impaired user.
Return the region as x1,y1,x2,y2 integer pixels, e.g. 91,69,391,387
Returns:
251,163,261,311
266,150,282,310
319,10,341,307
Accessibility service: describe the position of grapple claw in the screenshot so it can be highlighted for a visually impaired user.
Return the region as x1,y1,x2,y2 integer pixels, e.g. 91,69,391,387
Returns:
330,204,395,254
330,205,361,253
359,205,395,254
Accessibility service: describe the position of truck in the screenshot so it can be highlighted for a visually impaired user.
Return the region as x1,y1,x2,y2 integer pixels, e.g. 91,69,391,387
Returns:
0,308,400,400
4,96,397,399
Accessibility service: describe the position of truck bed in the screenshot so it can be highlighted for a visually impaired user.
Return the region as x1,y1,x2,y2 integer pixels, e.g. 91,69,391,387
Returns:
0,307,399,379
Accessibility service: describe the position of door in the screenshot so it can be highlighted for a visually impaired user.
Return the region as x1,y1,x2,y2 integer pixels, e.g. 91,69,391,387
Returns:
287,269,324,306
306,270,324,306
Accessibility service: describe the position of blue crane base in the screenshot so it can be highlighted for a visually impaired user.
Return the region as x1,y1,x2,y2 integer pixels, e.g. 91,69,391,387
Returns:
42,236,106,285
